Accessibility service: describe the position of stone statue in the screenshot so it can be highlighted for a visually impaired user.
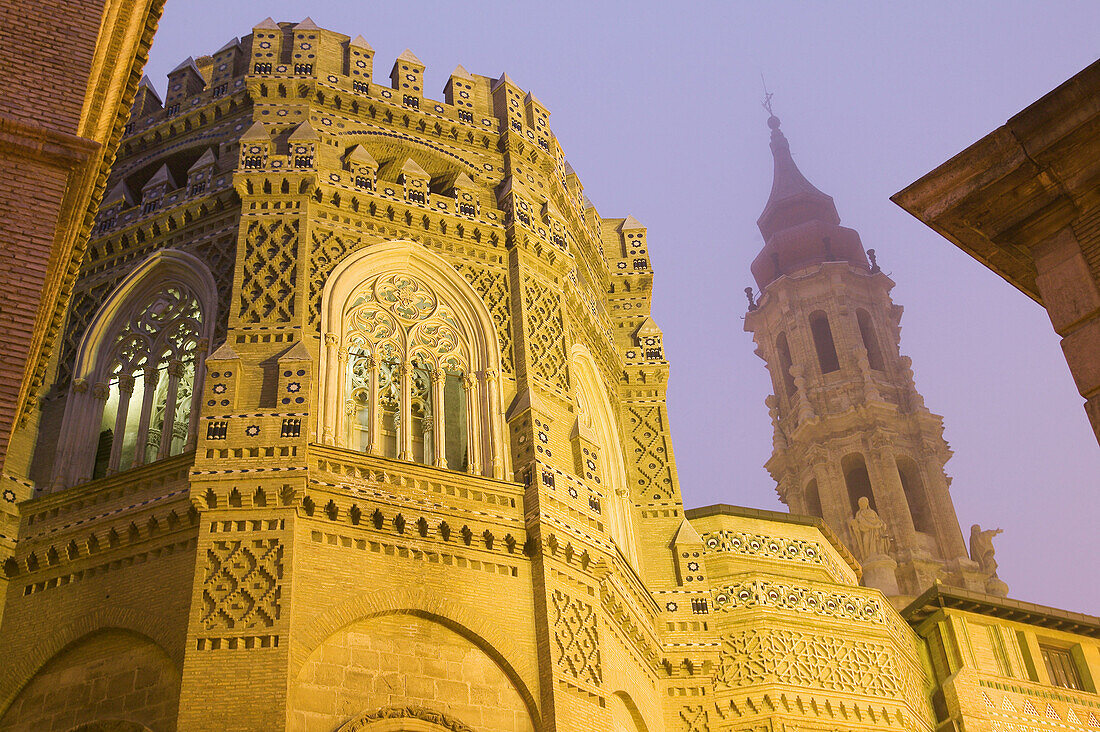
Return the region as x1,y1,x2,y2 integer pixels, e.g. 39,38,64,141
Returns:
848,497,890,559
970,524,1003,578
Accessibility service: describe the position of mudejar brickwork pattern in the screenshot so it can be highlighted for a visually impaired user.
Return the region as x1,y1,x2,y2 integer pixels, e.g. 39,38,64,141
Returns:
0,16,1099,732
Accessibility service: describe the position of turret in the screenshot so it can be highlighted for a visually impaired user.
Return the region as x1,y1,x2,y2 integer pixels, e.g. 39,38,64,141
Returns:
249,17,282,75
209,38,242,96
347,35,374,88
140,164,176,214
165,57,205,112
238,121,271,170
444,65,475,112
390,49,424,109
288,120,319,169
130,76,162,119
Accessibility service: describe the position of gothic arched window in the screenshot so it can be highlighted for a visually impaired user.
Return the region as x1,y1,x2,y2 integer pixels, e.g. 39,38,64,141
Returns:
339,274,473,468
53,251,217,489
320,242,507,479
809,310,840,374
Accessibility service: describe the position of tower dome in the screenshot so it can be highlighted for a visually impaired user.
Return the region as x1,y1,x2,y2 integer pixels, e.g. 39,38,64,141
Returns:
751,114,868,289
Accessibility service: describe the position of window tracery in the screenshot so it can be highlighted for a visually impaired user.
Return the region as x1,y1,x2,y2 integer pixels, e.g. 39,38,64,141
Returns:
320,243,506,478
53,250,217,489
95,286,203,473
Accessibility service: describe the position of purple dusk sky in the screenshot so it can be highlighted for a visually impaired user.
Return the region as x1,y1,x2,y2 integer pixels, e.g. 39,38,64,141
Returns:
142,1,1100,613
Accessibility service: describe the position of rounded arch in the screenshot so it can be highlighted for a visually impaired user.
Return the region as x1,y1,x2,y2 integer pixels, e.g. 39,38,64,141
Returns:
336,706,477,732
610,690,652,732
896,454,935,535
53,249,217,488
290,587,540,731
319,240,507,478
0,605,181,713
842,452,875,515
570,344,637,566
809,309,840,374
71,721,154,732
341,130,485,180
322,241,498,372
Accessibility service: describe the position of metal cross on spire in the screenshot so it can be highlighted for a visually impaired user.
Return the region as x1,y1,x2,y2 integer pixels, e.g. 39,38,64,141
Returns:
761,74,775,117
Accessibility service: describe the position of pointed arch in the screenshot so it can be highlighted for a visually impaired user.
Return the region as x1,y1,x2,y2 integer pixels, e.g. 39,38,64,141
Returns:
570,344,637,566
319,241,507,478
52,250,216,489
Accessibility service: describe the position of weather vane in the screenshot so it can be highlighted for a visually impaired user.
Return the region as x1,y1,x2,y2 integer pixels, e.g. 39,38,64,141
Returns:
761,74,775,116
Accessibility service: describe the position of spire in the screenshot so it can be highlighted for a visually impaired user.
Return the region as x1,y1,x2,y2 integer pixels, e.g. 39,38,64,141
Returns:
756,113,840,241
750,105,868,290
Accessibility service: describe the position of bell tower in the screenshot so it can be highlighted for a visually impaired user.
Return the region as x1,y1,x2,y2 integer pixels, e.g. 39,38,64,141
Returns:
743,110,1001,604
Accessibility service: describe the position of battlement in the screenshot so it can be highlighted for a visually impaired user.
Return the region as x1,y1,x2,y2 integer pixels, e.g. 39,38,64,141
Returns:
130,17,562,161
122,18,630,260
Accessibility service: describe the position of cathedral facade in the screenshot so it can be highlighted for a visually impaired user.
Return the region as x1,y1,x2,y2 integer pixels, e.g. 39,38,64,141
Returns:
0,18,1097,732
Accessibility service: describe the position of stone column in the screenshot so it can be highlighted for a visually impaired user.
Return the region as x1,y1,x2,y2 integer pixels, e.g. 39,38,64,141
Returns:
185,339,209,450
431,369,446,468
917,446,969,562
809,452,850,537
484,368,504,479
157,359,184,460
866,440,918,557
52,378,87,489
366,356,381,455
83,382,111,483
334,346,349,448
132,365,160,467
322,333,339,445
463,373,481,475
108,373,135,474
399,360,413,461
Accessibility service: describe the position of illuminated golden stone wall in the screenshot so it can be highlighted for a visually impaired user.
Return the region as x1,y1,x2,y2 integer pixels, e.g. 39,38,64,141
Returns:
0,16,1097,732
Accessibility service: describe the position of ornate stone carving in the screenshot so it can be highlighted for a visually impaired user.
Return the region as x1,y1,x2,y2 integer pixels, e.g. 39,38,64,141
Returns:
848,497,890,560
453,262,513,373
969,524,1003,578
716,628,904,699
336,705,474,732
239,218,299,322
551,589,602,686
626,405,675,500
700,530,847,579
679,704,710,732
712,579,885,625
523,275,568,391
201,538,282,631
